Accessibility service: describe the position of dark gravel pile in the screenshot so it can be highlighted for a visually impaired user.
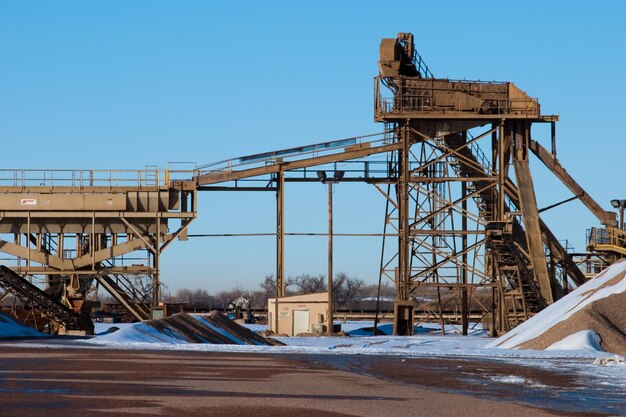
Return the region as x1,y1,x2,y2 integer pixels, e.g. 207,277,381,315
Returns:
145,311,283,346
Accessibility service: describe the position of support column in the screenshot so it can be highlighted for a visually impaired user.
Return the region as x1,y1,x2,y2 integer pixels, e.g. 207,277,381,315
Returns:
393,123,414,336
397,124,411,301
327,182,334,335
275,169,285,298
510,121,554,304
461,177,469,336
153,216,161,309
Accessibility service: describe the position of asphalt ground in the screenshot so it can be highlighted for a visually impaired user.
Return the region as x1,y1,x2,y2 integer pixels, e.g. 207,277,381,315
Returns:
0,347,610,417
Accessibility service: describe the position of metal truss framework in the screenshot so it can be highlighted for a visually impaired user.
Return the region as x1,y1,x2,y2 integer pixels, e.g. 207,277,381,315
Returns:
374,32,621,335
0,169,197,333
196,33,622,336
2,33,624,336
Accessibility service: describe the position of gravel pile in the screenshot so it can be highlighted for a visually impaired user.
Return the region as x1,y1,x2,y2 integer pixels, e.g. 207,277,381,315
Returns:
145,311,283,346
519,290,626,355
491,260,626,355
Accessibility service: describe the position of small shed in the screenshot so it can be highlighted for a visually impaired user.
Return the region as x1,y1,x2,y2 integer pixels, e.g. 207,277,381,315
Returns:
267,292,329,336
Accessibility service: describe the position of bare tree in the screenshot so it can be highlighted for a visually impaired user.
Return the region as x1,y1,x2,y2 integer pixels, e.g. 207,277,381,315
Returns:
260,275,277,299
191,288,215,310
174,288,194,306
286,273,327,294
333,272,365,308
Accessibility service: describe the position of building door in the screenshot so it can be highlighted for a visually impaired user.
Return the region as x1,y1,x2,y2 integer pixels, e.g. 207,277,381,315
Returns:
292,310,310,335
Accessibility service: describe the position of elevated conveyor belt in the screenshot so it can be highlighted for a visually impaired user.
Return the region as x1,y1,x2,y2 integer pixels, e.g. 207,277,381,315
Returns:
0,265,82,329
195,133,401,186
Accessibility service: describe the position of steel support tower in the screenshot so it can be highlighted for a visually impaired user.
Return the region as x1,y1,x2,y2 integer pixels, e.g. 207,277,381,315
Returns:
375,33,617,335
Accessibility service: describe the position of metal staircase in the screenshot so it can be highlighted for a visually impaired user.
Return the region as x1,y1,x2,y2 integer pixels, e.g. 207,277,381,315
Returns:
442,133,546,328
94,273,151,321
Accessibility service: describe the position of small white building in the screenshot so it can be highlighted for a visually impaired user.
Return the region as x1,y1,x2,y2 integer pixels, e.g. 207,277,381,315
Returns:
267,292,329,336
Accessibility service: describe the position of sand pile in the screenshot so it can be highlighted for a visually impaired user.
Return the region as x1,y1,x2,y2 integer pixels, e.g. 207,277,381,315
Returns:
488,260,626,355
146,311,283,345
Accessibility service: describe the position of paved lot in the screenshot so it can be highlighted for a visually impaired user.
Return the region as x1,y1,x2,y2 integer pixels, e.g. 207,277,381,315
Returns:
0,347,603,417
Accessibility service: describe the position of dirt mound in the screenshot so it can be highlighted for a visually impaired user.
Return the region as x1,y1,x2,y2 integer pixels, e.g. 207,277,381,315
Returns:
519,291,626,355
490,260,626,355
145,311,283,346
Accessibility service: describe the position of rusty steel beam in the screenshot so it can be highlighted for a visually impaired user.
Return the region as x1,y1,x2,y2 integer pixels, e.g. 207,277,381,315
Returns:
503,177,586,286
94,275,150,322
513,157,554,304
0,239,65,269
529,139,616,227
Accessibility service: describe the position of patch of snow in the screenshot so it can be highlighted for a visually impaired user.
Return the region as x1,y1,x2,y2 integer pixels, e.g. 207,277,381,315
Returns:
94,322,133,335
489,375,546,388
546,330,602,352
88,322,188,344
354,296,395,302
487,260,626,349
346,323,394,336
241,323,266,333
490,375,527,384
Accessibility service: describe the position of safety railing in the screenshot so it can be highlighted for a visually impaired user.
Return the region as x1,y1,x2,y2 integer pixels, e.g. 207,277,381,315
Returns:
587,227,626,251
0,168,198,189
413,50,434,78
197,131,393,176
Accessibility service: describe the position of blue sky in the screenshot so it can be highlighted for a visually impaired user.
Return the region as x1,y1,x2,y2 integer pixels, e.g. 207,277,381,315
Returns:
1,1,625,293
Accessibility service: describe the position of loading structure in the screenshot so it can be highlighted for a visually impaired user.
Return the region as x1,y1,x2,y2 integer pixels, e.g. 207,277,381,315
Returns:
195,33,623,336
0,169,196,334
1,33,623,336
373,33,623,334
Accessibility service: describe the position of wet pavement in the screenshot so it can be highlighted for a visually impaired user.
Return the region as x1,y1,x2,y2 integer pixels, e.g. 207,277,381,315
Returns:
0,346,600,417
308,354,626,416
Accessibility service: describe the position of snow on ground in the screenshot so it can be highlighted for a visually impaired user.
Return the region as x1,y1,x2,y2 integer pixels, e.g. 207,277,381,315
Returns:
546,330,602,352
0,313,47,339
74,320,620,362
91,321,189,344
55,319,623,363
2,316,623,365
487,260,626,350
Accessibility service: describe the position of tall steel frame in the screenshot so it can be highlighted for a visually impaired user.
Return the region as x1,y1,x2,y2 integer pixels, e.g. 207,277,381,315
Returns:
194,33,621,336
374,33,613,335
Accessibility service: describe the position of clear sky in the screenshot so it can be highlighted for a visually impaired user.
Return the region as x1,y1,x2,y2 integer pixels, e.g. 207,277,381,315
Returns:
1,1,625,293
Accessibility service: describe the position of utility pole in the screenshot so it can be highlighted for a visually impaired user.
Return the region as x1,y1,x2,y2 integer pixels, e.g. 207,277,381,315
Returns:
327,181,334,335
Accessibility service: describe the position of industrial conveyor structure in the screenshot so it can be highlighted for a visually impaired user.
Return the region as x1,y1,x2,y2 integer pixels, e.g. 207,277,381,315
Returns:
1,33,623,335
371,33,621,333
194,33,623,336
0,169,196,333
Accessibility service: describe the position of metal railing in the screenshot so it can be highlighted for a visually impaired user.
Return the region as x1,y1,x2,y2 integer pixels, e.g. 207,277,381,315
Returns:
197,132,392,176
413,50,434,78
0,168,198,189
588,227,626,250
